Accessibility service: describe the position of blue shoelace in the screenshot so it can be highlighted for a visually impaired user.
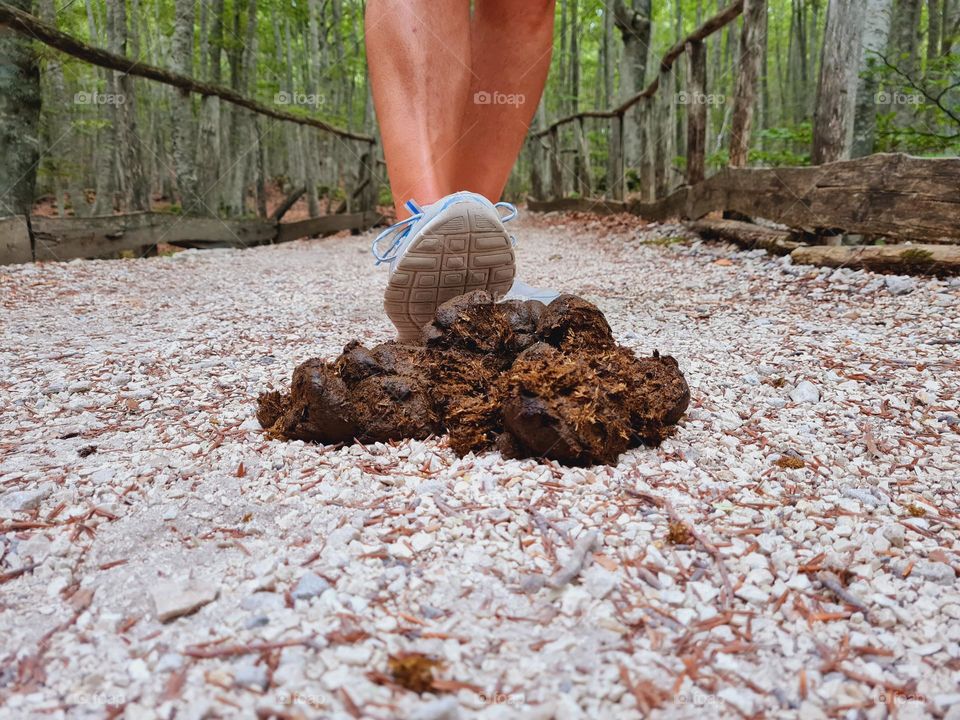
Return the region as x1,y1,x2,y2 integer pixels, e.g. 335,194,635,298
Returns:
371,198,517,266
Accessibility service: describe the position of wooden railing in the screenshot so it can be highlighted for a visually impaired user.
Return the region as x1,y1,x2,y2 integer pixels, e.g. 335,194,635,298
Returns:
0,211,382,264
528,0,753,203
0,1,381,263
525,0,960,252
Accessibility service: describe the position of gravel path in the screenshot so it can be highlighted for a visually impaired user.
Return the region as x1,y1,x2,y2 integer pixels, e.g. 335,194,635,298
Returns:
1,214,959,720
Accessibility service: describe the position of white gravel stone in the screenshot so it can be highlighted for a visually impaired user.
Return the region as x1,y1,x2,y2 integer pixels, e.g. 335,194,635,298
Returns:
128,659,150,681
410,532,435,553
882,524,906,548
790,380,821,404
913,560,956,585
885,276,916,296
1,216,957,719
151,581,219,622
0,486,50,512
291,572,330,600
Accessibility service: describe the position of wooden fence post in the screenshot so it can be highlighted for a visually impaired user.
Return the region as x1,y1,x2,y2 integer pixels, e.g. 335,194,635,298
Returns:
686,39,707,185
729,0,766,168
608,114,624,200
575,117,591,197
655,66,676,198
639,98,655,201
355,140,378,222
549,126,563,200
529,138,545,200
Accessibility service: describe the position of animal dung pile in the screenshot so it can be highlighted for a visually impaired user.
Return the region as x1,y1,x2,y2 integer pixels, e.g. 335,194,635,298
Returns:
257,292,690,466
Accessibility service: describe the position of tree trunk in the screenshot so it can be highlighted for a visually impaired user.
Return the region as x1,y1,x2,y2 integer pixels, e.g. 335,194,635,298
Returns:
928,0,942,60
171,0,198,213
812,0,867,164
37,0,68,216
0,0,41,222
108,0,149,211
639,98,655,201
614,0,652,171
86,0,114,214
686,40,708,185
655,66,677,197
208,0,224,83
852,0,893,157
196,96,221,211
944,0,960,54
304,0,322,216
729,0,766,167
889,0,923,78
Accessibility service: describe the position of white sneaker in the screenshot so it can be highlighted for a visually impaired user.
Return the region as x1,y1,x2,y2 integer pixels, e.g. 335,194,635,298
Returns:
373,192,518,341
501,279,560,304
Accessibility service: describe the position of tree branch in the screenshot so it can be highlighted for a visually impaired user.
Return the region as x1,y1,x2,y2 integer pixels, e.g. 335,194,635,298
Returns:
0,1,375,143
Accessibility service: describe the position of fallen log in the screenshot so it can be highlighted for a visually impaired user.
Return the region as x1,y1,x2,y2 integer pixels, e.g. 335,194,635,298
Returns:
1,210,383,264
790,244,960,277
687,219,807,256
275,211,381,243
623,154,960,244
25,213,276,259
526,198,628,215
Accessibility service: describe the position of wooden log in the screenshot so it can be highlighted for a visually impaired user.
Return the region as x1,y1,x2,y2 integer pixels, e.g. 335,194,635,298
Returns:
276,211,381,244
688,218,807,255
0,215,33,264
28,213,277,259
790,244,960,277
526,198,627,215
1,209,384,264
685,39,707,185
729,0,766,167
626,154,960,243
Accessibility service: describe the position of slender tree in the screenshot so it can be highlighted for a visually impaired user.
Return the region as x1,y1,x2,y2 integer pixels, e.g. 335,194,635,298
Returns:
171,0,198,212
614,0,652,170
0,0,41,221
852,0,893,156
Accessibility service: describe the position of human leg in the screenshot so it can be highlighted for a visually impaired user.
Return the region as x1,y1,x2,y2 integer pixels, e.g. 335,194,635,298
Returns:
364,0,473,217
450,0,556,200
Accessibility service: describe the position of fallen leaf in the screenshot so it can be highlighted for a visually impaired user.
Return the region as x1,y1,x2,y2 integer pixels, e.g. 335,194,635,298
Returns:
387,653,442,694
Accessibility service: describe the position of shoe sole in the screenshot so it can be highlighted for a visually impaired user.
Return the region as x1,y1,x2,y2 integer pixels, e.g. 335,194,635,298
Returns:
384,204,516,342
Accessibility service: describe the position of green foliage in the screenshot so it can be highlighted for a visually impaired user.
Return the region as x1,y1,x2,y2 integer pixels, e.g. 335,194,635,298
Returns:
30,0,960,205
750,124,813,167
